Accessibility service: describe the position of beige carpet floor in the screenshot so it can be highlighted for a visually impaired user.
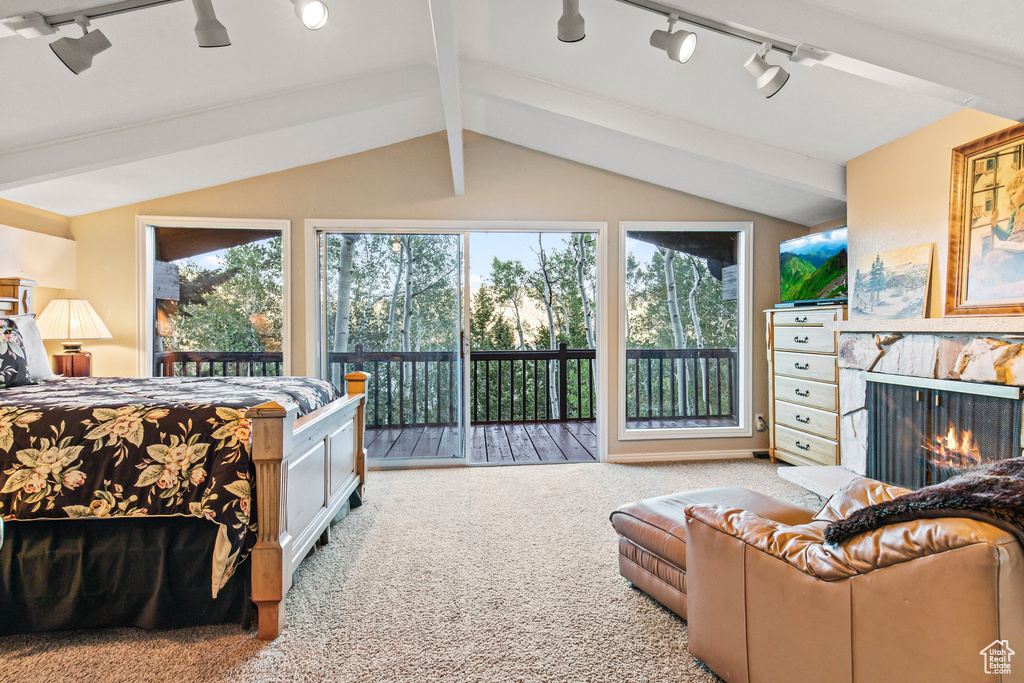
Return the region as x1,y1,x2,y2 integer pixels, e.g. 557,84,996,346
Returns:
0,459,807,683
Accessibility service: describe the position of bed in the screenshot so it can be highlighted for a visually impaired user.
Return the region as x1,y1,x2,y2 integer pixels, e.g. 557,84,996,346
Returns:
0,278,367,640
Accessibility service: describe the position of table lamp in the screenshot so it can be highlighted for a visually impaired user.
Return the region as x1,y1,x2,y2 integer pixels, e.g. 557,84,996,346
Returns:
35,298,113,377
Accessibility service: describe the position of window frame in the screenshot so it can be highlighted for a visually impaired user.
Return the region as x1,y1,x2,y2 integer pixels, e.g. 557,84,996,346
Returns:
135,215,292,378
617,221,753,441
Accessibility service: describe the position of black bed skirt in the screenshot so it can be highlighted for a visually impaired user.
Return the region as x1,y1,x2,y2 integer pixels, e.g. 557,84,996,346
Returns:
0,516,251,635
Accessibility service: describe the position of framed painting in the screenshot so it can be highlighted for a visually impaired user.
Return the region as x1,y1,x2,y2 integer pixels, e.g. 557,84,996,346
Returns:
946,123,1024,316
853,243,932,319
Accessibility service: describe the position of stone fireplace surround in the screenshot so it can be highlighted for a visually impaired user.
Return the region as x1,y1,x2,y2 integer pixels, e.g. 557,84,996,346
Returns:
779,316,1024,498
835,317,1024,476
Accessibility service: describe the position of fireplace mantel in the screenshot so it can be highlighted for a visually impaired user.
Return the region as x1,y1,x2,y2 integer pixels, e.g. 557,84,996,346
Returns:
827,317,1024,334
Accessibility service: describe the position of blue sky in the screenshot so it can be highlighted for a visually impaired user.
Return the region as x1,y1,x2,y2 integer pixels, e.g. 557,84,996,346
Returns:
780,226,847,257
468,232,590,288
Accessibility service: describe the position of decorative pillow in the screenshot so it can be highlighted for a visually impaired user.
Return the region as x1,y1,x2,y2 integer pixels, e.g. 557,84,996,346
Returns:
0,320,31,388
5,315,57,382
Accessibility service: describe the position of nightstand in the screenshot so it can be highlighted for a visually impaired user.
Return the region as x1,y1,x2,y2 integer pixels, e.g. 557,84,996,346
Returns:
52,352,92,377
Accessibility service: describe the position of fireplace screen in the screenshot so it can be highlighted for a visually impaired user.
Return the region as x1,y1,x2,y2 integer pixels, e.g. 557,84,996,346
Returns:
866,380,1023,490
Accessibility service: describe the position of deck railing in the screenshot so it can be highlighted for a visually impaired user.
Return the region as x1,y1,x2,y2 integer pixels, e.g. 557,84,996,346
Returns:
327,343,594,426
155,351,284,378
624,347,736,421
469,344,595,424
156,345,737,426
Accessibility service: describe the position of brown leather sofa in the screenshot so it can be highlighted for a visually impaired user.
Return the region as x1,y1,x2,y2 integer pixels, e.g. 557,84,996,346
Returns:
683,477,1024,683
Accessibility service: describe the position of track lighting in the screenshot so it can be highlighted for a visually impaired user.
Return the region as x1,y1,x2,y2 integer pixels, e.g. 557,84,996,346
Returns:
649,14,697,64
192,0,230,48
49,16,111,75
560,1,818,101
557,0,585,43
292,0,329,30
744,42,790,98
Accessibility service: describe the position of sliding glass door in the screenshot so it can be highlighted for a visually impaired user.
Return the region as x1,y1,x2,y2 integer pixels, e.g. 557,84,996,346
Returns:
316,232,464,463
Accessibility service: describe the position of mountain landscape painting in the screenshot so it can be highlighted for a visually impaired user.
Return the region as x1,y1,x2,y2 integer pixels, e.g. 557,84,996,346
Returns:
779,227,849,304
852,243,933,319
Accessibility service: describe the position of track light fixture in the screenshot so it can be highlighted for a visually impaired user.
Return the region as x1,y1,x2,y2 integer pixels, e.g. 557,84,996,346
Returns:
744,42,790,98
192,0,230,48
292,0,330,31
649,14,697,64
557,0,585,43
3,0,330,76
558,0,821,100
49,16,111,75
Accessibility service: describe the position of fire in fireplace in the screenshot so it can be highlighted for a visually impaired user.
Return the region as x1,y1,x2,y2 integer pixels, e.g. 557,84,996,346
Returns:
922,424,981,472
865,374,1023,490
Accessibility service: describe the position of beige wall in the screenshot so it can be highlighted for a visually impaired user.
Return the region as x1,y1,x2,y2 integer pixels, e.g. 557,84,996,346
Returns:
0,198,72,329
810,216,847,233
0,198,70,239
58,132,808,457
847,109,1018,318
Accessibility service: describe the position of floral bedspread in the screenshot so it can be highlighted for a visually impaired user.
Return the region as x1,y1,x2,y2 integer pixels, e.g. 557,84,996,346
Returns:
0,376,339,596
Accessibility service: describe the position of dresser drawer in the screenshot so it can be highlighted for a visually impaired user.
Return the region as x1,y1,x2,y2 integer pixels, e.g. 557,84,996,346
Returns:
774,399,838,440
771,309,839,326
774,326,837,354
774,351,838,383
774,425,838,466
774,375,837,412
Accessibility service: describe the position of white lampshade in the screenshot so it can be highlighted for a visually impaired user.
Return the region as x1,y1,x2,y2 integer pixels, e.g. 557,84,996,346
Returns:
36,299,113,342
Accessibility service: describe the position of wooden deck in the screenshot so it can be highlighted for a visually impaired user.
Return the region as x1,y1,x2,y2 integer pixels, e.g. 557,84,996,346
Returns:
364,421,598,464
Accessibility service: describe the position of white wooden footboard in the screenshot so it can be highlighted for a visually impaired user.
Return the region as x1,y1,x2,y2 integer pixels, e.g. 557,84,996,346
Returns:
248,371,368,640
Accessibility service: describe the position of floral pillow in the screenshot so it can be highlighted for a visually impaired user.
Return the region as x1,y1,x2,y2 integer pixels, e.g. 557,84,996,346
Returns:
0,319,31,388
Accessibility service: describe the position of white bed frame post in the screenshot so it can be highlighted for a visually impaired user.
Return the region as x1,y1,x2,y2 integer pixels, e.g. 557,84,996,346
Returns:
247,374,369,641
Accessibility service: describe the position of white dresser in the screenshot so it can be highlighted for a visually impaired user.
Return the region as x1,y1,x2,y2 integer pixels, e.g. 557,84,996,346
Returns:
766,305,847,466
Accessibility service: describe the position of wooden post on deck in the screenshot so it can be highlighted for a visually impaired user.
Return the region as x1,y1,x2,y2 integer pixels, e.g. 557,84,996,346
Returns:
345,371,370,500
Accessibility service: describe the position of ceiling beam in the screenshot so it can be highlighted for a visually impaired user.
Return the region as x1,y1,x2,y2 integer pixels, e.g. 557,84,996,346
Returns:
0,91,446,216
462,90,846,226
427,0,465,195
0,64,440,192
461,59,847,201
659,0,1024,121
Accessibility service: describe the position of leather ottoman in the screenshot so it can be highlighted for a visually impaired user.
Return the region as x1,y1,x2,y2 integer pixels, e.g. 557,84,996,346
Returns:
610,486,812,620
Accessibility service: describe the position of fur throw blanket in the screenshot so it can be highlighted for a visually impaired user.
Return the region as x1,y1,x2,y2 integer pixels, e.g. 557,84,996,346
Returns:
825,458,1024,545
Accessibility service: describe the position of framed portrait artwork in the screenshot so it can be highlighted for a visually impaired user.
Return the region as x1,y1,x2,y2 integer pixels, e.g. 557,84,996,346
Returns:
946,123,1024,316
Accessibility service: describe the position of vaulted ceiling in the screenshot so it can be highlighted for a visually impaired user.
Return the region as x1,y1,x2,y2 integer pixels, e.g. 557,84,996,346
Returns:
1,0,1022,225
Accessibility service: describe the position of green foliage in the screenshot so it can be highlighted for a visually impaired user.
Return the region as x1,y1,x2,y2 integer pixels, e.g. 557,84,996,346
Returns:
470,285,516,350
625,245,738,350
163,236,283,353
783,249,848,302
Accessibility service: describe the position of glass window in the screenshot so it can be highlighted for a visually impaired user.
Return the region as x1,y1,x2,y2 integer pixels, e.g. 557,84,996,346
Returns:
622,224,748,435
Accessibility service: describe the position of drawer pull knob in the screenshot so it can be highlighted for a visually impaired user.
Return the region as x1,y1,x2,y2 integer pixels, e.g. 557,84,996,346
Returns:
795,441,811,451
794,335,809,344
794,362,810,370
796,415,811,424
794,388,810,397
795,316,808,323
